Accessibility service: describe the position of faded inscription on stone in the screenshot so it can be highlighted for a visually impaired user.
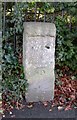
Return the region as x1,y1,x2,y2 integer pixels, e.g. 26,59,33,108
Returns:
23,22,56,102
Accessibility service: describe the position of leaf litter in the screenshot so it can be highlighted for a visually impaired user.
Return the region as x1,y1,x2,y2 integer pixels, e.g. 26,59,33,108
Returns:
2,67,77,115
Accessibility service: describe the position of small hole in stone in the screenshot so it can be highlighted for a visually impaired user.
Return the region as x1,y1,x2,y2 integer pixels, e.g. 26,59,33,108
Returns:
45,45,50,49
32,47,33,49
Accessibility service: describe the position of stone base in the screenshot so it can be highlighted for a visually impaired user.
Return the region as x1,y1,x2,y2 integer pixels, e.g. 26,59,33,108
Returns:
25,67,55,102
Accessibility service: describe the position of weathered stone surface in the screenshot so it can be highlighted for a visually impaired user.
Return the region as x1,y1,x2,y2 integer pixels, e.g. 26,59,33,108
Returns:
23,22,56,102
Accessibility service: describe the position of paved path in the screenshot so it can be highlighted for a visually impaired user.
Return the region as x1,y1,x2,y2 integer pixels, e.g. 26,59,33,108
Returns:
4,102,77,119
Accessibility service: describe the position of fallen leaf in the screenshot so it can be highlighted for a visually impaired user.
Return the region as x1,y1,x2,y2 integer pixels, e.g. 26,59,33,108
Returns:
49,109,52,112
10,111,12,115
43,102,48,107
3,115,5,117
58,106,63,111
65,105,72,111
27,104,33,108
19,104,25,109
11,115,15,118
70,95,75,100
52,103,55,107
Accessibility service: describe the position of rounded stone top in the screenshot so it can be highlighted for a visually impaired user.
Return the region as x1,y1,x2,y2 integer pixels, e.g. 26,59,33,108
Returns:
23,22,56,37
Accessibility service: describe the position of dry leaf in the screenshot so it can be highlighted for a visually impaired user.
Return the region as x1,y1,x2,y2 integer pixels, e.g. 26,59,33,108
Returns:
3,115,5,117
49,109,52,112
65,105,72,111
11,115,15,118
43,102,48,107
70,95,75,100
58,106,63,111
10,111,12,115
27,104,33,108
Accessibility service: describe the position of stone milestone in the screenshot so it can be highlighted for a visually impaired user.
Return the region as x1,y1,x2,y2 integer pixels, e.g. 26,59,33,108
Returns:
23,22,56,102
